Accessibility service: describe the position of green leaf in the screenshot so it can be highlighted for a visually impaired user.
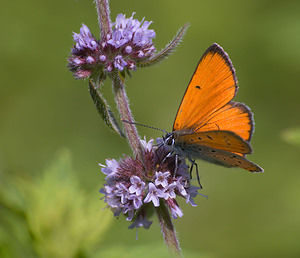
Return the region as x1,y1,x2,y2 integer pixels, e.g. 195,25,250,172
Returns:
89,79,125,138
0,148,113,257
137,23,190,68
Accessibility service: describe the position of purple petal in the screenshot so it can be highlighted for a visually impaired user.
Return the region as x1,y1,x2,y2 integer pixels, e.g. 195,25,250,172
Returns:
114,55,127,71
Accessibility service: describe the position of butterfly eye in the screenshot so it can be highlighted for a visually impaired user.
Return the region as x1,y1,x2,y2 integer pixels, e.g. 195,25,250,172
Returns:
166,137,174,146
164,133,174,146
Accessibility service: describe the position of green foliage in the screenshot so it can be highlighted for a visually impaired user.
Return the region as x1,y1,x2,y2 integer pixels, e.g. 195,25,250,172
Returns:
0,149,112,258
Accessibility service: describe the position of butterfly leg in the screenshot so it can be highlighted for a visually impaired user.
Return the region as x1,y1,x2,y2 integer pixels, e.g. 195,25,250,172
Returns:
189,159,202,189
174,153,179,177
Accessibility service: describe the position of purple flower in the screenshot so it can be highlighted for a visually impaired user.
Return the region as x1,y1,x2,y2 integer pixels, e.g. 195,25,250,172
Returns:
73,24,98,51
125,46,132,54
115,182,130,204
99,137,205,229
155,172,170,188
114,13,135,40
144,183,168,207
114,55,127,71
186,185,207,206
141,137,154,152
137,50,144,58
100,159,119,179
170,204,183,219
107,30,128,48
132,21,155,47
86,56,95,64
175,177,188,197
164,182,177,199
73,70,92,79
166,198,183,219
106,63,113,72
129,194,143,209
73,57,83,65
99,54,107,62
68,13,156,78
124,205,135,221
129,176,145,196
108,12,155,51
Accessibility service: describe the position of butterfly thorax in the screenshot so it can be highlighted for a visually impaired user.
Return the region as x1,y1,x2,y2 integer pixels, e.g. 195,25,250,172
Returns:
162,131,190,159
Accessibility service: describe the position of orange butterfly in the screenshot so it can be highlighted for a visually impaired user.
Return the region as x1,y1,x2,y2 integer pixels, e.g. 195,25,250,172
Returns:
163,43,263,179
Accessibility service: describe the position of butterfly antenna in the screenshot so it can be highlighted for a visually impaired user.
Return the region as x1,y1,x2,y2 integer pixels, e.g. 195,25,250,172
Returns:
121,119,166,133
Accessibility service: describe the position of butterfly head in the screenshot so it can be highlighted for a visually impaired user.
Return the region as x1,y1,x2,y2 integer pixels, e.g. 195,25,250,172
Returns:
163,132,175,146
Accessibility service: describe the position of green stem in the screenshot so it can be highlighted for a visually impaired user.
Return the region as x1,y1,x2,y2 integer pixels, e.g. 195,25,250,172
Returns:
112,71,142,158
156,201,182,257
95,0,111,39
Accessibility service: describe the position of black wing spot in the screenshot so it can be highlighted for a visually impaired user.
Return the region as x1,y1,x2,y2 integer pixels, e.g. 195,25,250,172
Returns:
190,138,194,142
197,137,202,140
206,135,213,140
198,148,202,151
195,86,201,89
211,150,216,153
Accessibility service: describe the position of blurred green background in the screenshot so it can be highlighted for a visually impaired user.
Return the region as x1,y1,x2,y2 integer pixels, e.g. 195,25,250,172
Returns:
1,0,300,257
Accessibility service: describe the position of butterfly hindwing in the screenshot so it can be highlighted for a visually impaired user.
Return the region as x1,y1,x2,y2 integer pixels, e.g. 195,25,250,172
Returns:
174,130,252,155
173,141,262,172
194,102,254,142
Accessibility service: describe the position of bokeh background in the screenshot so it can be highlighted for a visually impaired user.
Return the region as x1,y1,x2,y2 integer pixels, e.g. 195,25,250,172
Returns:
1,0,300,257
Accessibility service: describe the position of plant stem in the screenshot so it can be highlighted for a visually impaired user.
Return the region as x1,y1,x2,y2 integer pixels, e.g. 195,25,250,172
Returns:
95,0,111,39
156,200,182,257
112,71,142,158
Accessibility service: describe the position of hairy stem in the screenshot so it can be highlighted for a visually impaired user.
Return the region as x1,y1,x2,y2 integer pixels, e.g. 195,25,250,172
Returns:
156,200,182,257
111,71,142,157
95,0,111,39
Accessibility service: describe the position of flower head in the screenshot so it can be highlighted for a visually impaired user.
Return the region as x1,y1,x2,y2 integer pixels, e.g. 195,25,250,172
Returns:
100,138,204,229
68,13,156,79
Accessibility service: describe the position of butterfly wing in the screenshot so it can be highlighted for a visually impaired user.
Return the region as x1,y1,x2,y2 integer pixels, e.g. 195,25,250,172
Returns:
174,130,263,172
195,101,254,142
173,142,263,172
174,130,252,155
173,43,238,133
172,43,262,172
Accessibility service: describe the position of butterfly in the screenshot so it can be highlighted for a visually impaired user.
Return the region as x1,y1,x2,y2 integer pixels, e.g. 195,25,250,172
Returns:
163,43,263,182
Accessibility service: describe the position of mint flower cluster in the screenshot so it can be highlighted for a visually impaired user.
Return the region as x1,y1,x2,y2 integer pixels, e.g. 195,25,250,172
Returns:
100,138,203,229
68,13,156,79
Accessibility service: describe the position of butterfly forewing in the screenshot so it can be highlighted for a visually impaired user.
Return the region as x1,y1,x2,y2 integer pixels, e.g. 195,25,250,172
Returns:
173,43,238,132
